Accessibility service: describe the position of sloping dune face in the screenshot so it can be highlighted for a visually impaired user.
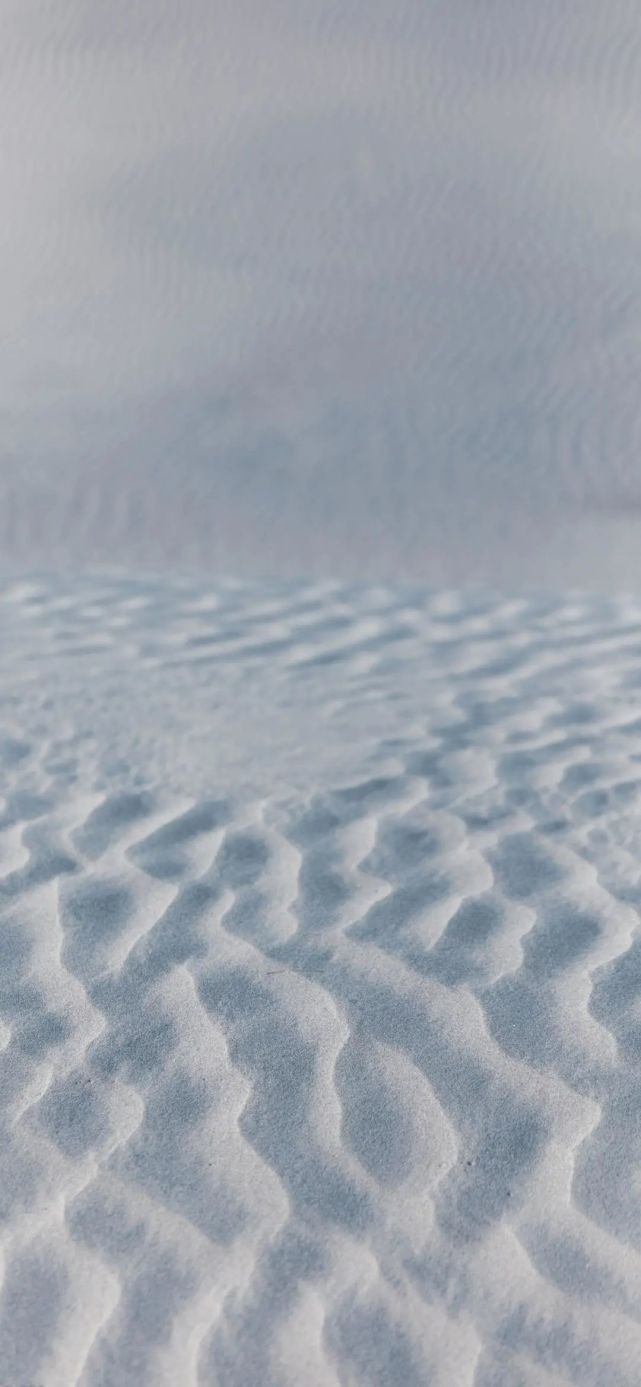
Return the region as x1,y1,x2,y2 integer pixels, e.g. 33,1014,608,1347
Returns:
2,574,641,1382
2,1,641,586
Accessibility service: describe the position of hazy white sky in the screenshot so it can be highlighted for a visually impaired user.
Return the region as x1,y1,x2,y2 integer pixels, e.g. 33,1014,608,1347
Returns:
2,0,641,585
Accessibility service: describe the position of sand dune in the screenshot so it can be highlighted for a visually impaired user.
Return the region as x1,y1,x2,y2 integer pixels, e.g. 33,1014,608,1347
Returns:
2,2,641,585
1,573,641,1382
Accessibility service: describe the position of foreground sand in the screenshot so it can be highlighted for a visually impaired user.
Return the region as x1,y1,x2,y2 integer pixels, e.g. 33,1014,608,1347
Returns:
1,573,641,1384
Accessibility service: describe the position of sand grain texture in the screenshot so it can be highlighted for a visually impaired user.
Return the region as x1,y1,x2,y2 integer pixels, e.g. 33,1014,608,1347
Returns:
1,575,641,1384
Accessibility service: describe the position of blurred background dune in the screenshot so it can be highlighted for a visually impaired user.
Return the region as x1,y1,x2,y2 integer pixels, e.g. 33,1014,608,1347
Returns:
2,0,641,587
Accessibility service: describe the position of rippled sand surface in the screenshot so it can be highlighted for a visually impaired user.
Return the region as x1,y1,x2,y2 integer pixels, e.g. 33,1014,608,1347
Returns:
3,574,641,1383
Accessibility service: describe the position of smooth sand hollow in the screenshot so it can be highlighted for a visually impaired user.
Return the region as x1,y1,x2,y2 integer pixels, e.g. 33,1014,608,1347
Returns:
1,574,641,1383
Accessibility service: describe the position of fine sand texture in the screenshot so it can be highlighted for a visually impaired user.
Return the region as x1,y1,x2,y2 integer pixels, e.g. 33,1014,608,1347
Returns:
2,574,641,1383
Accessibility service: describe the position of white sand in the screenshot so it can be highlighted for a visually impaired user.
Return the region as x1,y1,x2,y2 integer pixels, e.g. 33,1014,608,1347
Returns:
2,0,641,589
2,572,641,1383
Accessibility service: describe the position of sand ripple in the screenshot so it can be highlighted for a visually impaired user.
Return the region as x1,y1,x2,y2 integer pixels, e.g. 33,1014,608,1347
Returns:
1,575,641,1382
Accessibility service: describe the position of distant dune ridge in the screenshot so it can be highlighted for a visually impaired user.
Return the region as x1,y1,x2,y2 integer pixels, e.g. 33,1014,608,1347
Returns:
2,0,641,586
2,574,641,1381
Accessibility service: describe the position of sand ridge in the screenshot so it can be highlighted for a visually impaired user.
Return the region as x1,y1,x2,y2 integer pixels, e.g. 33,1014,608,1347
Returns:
1,575,641,1382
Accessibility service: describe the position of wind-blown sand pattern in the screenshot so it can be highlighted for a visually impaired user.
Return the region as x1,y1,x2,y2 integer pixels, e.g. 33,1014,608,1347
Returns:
3,574,641,1383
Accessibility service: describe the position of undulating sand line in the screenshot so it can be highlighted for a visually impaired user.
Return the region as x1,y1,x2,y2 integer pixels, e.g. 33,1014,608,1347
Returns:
1,575,641,1383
